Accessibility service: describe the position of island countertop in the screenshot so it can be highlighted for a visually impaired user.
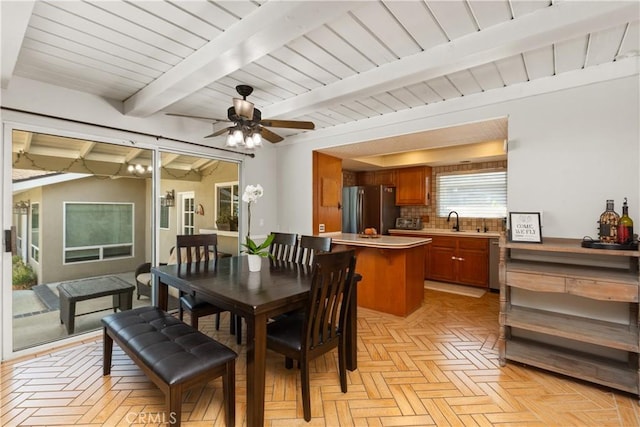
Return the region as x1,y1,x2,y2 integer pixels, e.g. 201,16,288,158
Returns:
323,232,431,249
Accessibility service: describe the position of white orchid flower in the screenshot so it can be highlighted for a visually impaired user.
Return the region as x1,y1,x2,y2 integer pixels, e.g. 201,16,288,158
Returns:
243,184,265,240
242,184,264,203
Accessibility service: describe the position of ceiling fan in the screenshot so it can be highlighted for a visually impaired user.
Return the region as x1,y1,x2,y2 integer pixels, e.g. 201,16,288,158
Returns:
167,85,315,148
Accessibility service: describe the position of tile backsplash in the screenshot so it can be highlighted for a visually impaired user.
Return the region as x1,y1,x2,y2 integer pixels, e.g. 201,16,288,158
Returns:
343,161,508,233
401,160,507,232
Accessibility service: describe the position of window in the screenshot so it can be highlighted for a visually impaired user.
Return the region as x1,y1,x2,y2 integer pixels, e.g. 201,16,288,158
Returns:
159,197,169,229
30,202,40,263
64,202,134,263
437,170,507,218
215,182,239,226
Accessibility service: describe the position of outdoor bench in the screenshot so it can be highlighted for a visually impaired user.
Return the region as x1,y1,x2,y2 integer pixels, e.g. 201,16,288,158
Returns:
102,306,237,426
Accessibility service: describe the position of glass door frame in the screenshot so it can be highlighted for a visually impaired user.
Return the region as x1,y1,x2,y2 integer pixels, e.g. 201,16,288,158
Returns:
1,117,242,360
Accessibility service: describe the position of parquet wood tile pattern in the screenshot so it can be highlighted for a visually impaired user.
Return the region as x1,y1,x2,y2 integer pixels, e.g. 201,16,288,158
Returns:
2,289,639,426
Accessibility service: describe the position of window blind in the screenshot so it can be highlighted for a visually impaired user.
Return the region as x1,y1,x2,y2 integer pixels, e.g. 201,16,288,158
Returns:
437,170,507,218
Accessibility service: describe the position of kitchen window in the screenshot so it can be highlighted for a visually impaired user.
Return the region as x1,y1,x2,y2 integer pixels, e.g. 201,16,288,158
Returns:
437,170,507,218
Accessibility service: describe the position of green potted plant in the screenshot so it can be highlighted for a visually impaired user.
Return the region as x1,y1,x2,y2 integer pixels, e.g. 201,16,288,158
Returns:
216,212,232,231
229,214,239,231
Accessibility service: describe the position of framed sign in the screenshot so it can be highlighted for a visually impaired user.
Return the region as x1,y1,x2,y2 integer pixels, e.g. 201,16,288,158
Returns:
509,212,542,243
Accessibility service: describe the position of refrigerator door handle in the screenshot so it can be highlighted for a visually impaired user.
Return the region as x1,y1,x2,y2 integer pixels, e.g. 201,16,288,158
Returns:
357,189,364,232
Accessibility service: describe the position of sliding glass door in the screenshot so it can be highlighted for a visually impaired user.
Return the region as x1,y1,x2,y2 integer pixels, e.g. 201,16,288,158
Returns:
5,128,240,354
9,129,155,351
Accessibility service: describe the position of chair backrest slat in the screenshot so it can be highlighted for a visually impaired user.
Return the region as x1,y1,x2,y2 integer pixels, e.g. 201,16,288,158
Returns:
176,234,218,266
296,235,332,266
304,250,356,353
269,232,298,262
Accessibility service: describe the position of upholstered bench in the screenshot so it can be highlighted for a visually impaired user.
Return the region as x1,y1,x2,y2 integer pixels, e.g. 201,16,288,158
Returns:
102,306,237,426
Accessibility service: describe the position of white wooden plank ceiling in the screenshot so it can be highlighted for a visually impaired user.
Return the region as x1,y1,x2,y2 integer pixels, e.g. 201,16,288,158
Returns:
2,0,639,170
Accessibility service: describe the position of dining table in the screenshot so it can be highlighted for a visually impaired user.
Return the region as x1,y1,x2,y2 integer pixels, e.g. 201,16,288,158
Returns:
151,256,359,427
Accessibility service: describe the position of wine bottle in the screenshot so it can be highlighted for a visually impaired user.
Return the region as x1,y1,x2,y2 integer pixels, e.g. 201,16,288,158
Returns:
617,198,634,244
598,199,619,243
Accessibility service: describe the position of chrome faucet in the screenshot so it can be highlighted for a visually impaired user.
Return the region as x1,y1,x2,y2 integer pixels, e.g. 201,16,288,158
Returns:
447,210,459,231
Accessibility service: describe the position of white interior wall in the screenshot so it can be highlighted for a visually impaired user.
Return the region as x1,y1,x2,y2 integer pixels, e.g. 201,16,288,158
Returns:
506,77,639,238
276,75,639,239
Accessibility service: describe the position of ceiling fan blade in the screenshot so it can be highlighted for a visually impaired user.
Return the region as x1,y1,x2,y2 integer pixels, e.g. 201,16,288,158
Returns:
166,112,229,122
204,127,233,138
260,127,284,143
260,119,315,130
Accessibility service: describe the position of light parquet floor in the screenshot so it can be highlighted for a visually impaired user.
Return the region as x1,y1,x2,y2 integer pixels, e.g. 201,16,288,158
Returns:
2,288,639,426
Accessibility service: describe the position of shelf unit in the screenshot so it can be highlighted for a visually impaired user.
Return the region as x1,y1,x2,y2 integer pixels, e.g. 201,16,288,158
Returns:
499,236,640,397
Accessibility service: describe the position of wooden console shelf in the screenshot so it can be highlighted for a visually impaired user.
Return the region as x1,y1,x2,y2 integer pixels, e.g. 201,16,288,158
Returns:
499,236,640,398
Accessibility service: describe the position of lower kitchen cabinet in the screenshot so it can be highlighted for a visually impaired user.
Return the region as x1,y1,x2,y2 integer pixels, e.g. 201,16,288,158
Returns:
429,236,488,288
389,230,490,287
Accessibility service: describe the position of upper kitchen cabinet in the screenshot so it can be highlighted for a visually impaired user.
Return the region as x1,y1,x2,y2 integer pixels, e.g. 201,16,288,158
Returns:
357,170,396,186
356,171,375,185
374,169,396,186
395,166,432,205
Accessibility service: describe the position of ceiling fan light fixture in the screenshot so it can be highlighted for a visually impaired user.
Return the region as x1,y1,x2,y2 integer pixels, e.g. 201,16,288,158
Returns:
245,134,255,149
253,131,262,146
225,131,237,147
233,98,254,119
233,128,244,144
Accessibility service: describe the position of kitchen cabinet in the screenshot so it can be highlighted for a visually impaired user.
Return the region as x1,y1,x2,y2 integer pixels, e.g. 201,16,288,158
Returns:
356,170,396,186
356,171,375,185
499,236,640,398
428,235,488,287
373,169,396,186
395,166,431,205
389,230,491,287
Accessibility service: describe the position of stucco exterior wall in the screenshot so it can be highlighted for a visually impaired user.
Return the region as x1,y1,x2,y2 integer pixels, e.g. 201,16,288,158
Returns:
39,176,147,283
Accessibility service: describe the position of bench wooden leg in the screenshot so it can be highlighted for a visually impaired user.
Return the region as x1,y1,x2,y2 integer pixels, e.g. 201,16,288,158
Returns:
102,328,113,376
168,384,182,426
223,359,236,427
60,297,76,334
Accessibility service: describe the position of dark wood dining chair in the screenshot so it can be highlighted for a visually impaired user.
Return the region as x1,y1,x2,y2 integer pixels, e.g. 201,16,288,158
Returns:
177,234,241,341
296,235,332,265
266,249,357,421
269,232,298,262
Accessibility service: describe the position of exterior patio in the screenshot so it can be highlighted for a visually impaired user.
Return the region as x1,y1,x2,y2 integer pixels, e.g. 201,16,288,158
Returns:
11,272,179,351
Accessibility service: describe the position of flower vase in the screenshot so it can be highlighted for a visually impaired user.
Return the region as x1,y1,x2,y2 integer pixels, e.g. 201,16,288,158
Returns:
248,254,262,272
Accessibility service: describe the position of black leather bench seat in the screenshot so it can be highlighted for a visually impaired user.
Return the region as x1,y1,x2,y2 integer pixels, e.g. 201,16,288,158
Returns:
102,306,236,426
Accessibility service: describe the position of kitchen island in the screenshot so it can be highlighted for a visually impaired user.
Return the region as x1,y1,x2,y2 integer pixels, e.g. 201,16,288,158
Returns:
326,233,431,316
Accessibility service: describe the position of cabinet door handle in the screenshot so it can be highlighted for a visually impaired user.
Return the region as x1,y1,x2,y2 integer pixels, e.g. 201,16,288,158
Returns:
451,256,457,260
458,257,464,262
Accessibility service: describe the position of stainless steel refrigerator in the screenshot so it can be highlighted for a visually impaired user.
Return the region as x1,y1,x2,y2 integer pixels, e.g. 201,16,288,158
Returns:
342,185,400,235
